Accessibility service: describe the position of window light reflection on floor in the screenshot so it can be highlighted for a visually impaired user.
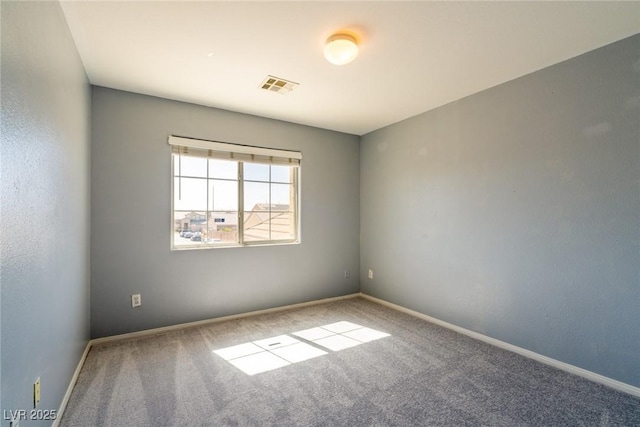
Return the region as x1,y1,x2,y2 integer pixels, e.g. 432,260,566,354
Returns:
213,321,390,375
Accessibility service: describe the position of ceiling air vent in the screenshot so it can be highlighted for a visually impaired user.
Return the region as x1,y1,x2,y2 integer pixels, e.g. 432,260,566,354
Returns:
259,75,299,94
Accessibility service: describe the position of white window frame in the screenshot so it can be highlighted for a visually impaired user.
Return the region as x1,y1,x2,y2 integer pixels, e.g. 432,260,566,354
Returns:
169,135,301,250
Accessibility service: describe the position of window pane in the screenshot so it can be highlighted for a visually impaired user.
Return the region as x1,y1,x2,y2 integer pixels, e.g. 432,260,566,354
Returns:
206,212,238,244
271,165,292,183
174,177,207,211
244,162,269,181
271,183,292,207
209,158,237,180
208,179,238,211
243,209,294,242
244,181,269,211
174,155,207,178
269,211,295,240
243,209,270,242
174,211,207,247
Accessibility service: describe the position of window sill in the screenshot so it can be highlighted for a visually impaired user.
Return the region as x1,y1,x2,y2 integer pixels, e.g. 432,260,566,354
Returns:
171,240,300,251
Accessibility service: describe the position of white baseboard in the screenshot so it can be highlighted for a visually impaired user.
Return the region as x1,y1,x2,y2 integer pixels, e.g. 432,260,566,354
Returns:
91,293,360,346
53,341,92,427
359,292,640,398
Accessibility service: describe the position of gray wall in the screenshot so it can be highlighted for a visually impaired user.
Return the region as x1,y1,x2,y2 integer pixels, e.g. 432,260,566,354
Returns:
360,34,640,387
1,0,91,419
91,87,360,338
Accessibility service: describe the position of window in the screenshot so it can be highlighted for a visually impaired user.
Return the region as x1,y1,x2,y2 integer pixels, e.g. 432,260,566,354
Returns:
169,136,301,249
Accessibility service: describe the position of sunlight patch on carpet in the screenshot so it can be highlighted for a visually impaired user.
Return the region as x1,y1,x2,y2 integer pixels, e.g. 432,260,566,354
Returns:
213,322,390,375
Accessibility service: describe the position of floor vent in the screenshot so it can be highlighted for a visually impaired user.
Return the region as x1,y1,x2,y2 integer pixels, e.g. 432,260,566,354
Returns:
259,75,299,94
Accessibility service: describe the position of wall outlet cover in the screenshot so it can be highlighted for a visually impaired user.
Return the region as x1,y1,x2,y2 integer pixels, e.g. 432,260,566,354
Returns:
34,377,41,407
132,294,142,307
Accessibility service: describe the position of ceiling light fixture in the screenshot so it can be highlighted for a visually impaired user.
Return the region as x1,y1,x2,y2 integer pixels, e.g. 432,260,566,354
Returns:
324,33,358,65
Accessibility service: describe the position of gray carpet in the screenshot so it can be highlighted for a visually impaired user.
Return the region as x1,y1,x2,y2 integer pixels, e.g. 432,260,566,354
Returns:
60,297,640,426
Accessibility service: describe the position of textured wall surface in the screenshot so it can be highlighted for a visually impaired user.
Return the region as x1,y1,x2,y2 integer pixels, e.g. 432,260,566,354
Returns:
90,87,360,338
360,34,640,387
1,0,91,418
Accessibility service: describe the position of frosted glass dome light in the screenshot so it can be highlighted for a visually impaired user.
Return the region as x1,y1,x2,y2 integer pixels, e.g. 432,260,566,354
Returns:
324,33,359,65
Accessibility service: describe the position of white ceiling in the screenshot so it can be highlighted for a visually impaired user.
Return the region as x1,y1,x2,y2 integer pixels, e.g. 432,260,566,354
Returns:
60,1,640,136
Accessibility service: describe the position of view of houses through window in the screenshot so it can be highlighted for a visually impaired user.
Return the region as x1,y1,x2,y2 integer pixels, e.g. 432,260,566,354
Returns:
172,154,298,248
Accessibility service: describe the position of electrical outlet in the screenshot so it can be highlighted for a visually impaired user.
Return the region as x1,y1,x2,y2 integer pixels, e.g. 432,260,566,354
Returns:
344,269,350,279
131,293,141,308
34,377,41,407
368,269,373,279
